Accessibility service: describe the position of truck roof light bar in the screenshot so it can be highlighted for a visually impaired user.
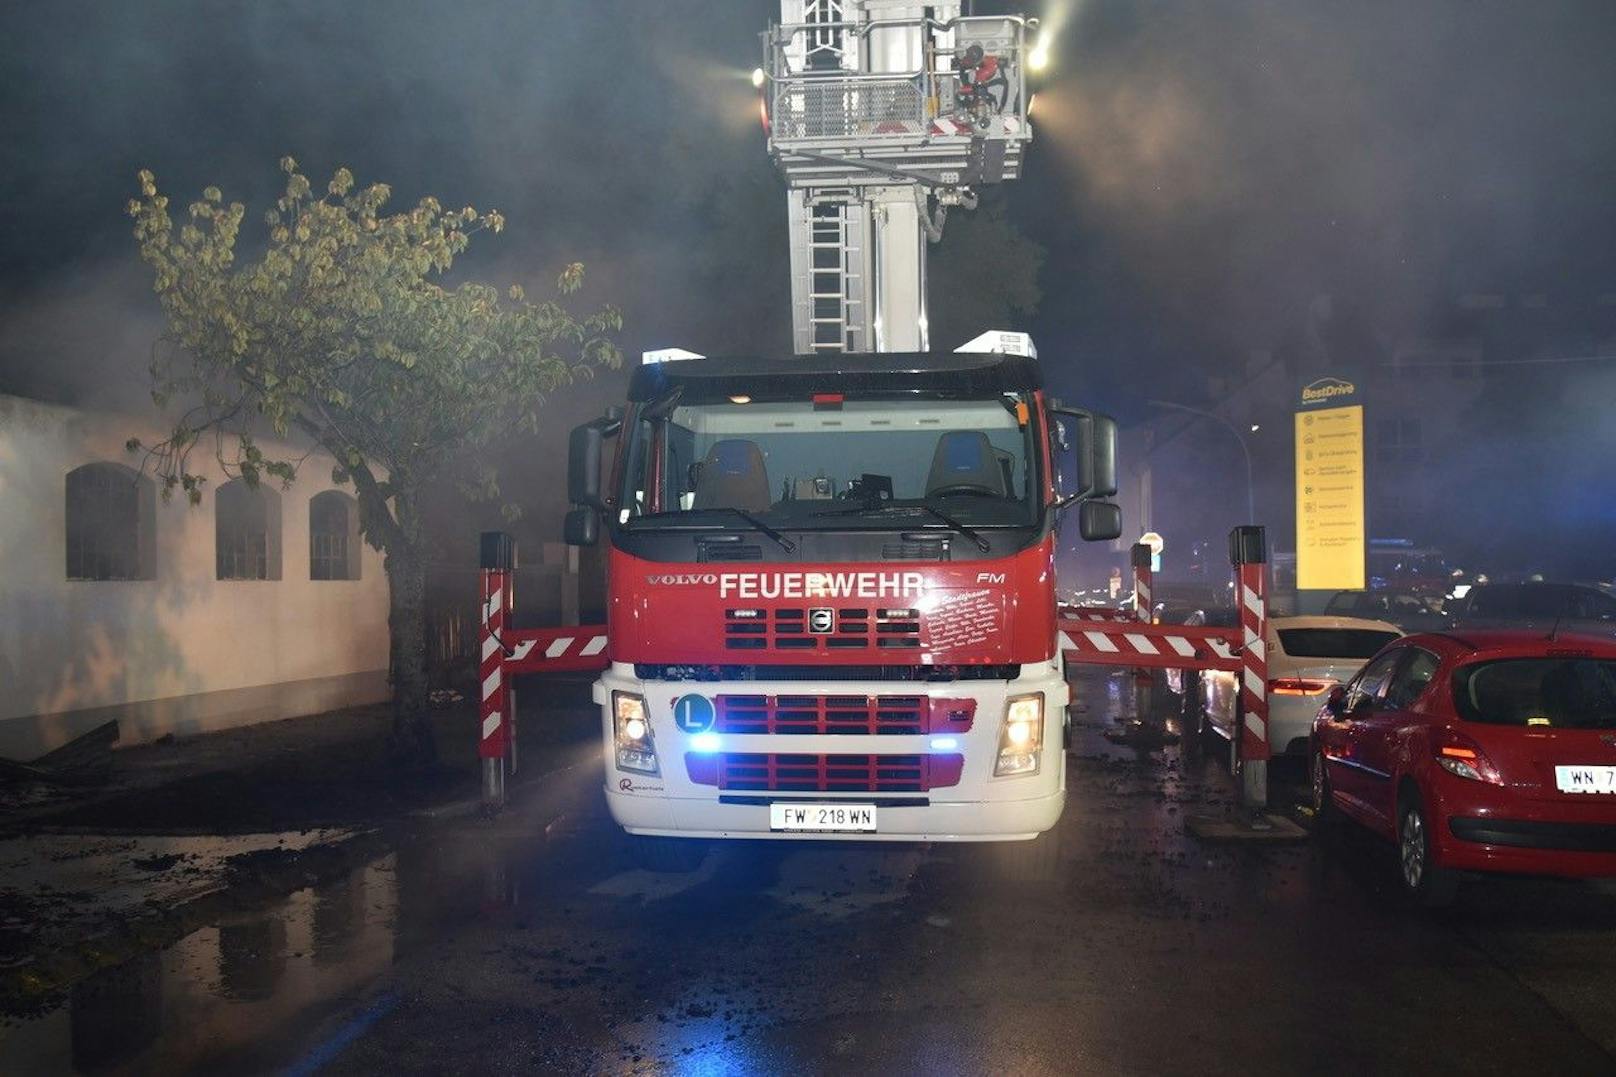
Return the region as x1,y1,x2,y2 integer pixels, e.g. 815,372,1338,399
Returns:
954,330,1037,359
642,347,706,365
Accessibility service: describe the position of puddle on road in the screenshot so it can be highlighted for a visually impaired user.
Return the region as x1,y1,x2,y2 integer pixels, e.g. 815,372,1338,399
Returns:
0,810,564,1075
0,829,360,961
1,855,400,1073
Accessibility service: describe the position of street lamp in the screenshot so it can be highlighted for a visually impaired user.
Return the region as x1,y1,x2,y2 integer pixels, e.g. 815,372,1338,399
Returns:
1147,399,1256,524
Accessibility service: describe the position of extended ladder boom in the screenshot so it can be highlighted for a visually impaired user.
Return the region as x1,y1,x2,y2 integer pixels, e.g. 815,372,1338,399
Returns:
763,2,1040,354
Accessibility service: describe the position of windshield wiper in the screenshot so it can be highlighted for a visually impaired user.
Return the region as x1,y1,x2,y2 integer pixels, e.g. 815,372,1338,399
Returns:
715,507,796,552
633,507,795,552
915,504,991,553
812,501,990,553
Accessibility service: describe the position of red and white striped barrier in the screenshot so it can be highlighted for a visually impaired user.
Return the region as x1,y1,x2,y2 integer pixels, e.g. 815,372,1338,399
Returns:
502,627,609,675
1063,527,1272,809
1132,544,1153,623
1236,558,1270,764
479,567,513,765
1060,605,1137,623
1059,622,1242,673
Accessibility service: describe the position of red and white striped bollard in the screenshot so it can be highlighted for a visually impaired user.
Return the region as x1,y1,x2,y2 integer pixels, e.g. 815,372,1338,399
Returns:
1131,542,1154,719
479,532,518,812
1230,526,1269,810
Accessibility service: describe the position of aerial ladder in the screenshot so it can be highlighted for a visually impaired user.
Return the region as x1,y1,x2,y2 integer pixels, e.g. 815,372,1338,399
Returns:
760,1,1040,353
480,3,1277,828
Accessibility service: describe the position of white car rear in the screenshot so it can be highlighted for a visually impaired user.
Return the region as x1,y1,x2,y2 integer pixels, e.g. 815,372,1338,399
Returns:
1201,615,1402,757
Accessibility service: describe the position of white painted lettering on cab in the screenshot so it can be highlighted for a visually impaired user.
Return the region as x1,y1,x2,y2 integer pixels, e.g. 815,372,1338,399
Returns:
713,571,928,600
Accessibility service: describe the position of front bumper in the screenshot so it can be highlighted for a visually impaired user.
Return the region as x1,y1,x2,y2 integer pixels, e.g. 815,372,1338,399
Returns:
591,660,1069,842
605,785,1065,842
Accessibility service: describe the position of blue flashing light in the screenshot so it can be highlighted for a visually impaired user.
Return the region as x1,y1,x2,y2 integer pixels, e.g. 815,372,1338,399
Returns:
690,731,722,753
930,737,959,751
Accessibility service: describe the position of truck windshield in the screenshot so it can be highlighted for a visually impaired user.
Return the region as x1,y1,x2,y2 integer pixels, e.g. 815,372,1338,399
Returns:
617,393,1040,529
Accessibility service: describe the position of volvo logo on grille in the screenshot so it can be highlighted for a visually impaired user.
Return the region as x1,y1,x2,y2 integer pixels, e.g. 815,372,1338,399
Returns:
808,607,835,634
1604,734,1616,749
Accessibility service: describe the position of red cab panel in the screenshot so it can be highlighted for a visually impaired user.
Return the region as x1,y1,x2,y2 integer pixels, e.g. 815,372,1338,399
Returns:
607,537,1058,666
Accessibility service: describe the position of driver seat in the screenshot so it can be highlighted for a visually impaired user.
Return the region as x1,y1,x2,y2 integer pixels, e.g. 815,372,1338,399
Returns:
925,431,1007,498
693,439,772,512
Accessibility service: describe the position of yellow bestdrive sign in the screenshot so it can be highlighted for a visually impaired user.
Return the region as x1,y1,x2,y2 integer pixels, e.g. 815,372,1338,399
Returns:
1295,404,1365,590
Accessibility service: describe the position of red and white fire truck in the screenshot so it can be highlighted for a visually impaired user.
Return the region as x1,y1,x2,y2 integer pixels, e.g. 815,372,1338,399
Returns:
562,340,1121,847
538,7,1133,851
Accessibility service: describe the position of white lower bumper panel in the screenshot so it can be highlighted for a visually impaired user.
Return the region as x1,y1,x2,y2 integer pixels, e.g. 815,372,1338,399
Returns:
605,786,1065,842
593,660,1070,843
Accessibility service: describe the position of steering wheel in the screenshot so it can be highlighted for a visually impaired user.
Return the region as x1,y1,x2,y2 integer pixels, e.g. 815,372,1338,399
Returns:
929,483,1000,499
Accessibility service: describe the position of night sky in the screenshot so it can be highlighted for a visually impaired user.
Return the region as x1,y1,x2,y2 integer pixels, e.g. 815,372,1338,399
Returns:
4,1,1616,566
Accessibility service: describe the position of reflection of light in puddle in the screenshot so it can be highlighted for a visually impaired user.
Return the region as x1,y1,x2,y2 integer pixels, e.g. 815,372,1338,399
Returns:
2,854,400,1074
614,1012,771,1077
669,1027,769,1077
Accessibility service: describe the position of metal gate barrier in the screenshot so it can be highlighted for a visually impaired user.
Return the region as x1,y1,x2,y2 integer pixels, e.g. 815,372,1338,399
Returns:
1058,526,1271,810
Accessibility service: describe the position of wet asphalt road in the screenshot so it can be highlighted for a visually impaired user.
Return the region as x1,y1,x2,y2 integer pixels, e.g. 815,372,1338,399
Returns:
7,669,1616,1075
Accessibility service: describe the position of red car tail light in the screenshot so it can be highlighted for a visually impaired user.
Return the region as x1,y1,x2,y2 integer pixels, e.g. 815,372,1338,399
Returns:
1269,678,1333,696
1433,729,1502,784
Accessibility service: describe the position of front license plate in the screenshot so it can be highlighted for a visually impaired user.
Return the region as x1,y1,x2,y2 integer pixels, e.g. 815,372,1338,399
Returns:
1555,765,1616,794
769,802,877,832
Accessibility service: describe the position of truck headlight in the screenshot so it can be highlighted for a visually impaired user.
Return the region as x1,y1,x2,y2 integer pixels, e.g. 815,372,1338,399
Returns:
613,691,659,775
995,693,1044,777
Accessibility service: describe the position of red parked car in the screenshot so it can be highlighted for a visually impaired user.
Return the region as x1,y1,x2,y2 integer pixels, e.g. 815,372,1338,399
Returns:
1311,629,1616,906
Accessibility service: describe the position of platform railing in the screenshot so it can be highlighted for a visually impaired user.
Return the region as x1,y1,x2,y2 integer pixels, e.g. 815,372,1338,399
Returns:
765,14,1032,150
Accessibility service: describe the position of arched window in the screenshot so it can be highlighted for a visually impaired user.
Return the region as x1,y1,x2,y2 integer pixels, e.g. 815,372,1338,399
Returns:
65,463,155,581
216,479,282,580
309,490,360,580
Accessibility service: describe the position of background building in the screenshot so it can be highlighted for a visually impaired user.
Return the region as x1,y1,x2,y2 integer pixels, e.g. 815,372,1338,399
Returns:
0,394,391,759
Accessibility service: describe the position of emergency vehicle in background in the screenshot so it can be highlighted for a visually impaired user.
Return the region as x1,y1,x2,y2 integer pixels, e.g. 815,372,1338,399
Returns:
559,5,1124,855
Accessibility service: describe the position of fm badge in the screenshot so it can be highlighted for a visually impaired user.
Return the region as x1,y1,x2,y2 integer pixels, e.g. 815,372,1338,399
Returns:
673,693,716,733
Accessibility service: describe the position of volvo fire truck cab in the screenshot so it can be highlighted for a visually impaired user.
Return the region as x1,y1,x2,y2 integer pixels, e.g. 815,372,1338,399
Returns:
565,342,1120,845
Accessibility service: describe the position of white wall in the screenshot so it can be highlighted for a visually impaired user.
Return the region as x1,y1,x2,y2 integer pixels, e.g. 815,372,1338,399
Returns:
0,394,391,758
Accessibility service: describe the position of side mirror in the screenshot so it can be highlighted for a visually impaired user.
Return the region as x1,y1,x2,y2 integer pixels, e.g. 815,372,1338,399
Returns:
568,423,605,509
1077,500,1122,542
1087,414,1119,498
564,507,598,547
1051,405,1119,502
1324,685,1348,718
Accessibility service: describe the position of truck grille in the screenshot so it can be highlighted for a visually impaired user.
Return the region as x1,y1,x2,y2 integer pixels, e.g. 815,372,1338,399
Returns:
636,663,1020,683
685,753,964,792
714,694,975,735
724,607,921,652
